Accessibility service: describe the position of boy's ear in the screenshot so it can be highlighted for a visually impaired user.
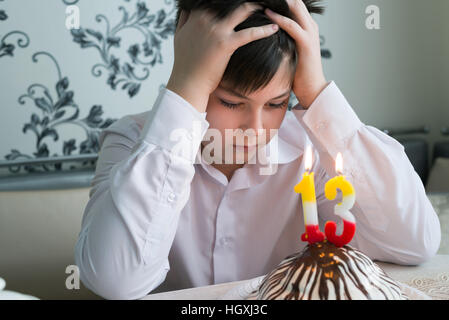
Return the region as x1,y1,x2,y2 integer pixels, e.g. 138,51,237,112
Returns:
176,10,190,33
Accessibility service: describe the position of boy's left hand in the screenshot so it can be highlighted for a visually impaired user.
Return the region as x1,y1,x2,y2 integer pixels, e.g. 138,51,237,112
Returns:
265,0,328,109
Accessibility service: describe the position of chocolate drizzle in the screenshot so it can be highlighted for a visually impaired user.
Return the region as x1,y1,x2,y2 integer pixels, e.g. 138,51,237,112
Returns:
249,241,409,300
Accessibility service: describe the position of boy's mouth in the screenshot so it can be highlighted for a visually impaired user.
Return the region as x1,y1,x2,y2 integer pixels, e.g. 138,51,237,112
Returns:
233,144,257,151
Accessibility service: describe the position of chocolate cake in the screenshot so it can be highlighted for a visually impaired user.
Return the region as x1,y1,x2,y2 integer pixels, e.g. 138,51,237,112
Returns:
249,240,409,300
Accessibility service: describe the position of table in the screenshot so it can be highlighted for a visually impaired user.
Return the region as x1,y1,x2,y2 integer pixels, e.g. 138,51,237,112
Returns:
0,278,39,300
143,193,449,300
427,192,449,254
142,254,449,300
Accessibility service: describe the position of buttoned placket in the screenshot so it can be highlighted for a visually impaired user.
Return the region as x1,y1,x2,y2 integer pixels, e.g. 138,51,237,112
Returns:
194,140,296,283
201,165,241,283
212,185,232,284
197,162,253,283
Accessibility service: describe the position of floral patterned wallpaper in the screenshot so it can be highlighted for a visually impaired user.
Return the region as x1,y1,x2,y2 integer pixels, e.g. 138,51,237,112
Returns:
0,0,177,175
0,0,330,178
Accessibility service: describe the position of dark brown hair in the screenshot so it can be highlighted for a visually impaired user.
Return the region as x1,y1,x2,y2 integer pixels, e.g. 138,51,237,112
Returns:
175,0,325,96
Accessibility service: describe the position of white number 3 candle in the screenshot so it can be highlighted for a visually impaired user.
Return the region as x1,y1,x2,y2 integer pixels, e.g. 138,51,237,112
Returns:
324,153,356,247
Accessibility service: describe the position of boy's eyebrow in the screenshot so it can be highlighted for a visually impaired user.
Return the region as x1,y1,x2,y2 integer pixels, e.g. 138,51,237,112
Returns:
218,85,291,100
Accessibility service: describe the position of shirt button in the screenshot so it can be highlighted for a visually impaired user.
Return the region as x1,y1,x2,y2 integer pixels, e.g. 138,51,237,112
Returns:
220,237,229,246
316,121,327,130
167,192,176,202
186,132,193,140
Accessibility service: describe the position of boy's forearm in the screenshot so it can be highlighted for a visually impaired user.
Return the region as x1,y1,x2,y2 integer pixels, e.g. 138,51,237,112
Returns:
166,75,210,114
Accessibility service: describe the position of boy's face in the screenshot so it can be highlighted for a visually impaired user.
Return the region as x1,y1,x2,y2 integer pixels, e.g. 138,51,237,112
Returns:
201,57,292,165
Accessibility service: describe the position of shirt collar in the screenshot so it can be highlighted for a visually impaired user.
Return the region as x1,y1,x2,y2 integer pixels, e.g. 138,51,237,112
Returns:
194,111,310,190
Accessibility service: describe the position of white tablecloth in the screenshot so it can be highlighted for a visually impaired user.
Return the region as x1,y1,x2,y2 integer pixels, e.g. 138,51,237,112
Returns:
142,254,449,300
428,193,449,255
143,193,449,300
0,278,39,300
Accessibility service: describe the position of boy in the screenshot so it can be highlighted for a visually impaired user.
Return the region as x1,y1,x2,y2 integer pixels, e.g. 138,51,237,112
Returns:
75,0,441,299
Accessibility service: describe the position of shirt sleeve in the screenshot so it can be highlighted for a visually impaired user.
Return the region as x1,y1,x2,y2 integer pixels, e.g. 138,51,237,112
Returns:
291,81,441,265
74,86,209,299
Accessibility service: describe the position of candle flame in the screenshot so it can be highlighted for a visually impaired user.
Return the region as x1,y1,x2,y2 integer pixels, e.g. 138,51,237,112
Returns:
335,152,343,174
305,146,313,171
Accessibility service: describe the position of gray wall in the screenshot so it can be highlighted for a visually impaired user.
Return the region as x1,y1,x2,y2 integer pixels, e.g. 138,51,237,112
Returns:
315,0,449,159
441,0,449,127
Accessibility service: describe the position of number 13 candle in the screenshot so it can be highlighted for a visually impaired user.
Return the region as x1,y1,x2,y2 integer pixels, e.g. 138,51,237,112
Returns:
294,146,325,244
324,153,356,247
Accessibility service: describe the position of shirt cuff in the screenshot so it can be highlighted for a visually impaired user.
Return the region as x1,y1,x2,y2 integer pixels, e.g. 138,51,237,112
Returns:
139,86,210,163
292,81,390,232
292,81,364,157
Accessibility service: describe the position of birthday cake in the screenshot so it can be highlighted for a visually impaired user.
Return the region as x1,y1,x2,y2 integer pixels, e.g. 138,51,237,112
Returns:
248,240,409,300
243,150,409,300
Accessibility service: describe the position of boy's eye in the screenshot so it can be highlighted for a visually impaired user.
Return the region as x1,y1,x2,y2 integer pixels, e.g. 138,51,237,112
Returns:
219,99,239,109
219,99,288,109
270,100,289,109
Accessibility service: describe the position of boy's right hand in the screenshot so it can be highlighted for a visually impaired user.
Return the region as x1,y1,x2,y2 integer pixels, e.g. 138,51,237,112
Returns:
166,2,279,113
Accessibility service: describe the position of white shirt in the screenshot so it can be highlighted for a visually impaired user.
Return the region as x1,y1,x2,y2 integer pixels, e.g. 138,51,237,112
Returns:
74,81,441,300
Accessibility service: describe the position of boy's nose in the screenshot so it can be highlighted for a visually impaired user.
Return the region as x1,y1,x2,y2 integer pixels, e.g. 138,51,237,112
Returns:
242,112,264,135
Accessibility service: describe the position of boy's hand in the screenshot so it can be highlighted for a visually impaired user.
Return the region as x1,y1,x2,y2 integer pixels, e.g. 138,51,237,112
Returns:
265,0,328,109
167,2,280,113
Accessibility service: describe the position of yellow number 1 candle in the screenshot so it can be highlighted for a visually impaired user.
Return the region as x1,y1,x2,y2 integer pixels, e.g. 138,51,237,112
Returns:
324,153,356,247
294,146,325,244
